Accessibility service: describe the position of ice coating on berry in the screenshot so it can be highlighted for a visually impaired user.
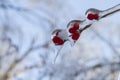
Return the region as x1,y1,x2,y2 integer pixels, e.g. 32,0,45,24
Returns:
72,33,80,40
69,27,77,33
73,22,79,29
52,29,68,45
87,14,99,20
52,36,64,45
69,22,80,34
94,14,99,20
85,8,101,15
85,8,102,20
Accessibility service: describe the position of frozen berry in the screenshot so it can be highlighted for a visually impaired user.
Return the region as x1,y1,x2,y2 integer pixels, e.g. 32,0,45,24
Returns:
69,27,77,33
72,32,80,40
69,22,80,34
73,22,79,29
87,14,99,20
52,36,64,45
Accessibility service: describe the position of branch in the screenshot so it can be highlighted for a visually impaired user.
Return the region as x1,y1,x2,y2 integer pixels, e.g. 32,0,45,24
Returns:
12,63,43,77
79,4,120,33
91,29,120,58
101,4,120,18
2,38,36,79
0,3,52,26
3,38,50,79
0,3,30,12
16,39,50,63
73,61,120,77
16,39,36,63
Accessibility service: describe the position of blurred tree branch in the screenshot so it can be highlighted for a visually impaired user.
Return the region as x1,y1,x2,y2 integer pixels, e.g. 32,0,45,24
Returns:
0,1,120,80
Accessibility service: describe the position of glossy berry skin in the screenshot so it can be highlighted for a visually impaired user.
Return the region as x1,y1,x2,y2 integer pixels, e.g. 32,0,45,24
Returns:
69,22,80,33
72,32,80,40
68,22,80,41
87,13,99,20
73,22,79,29
52,36,64,45
52,29,67,46
85,8,101,20
69,27,77,34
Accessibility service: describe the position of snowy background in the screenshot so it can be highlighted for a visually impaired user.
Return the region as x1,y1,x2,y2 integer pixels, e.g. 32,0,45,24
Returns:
0,0,120,80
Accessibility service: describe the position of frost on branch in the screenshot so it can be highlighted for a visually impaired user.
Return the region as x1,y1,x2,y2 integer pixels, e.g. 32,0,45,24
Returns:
51,4,120,60
51,3,120,80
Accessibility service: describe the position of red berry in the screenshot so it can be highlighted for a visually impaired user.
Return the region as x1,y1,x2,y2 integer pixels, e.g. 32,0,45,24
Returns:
72,33,80,40
87,14,94,20
69,23,80,34
56,32,59,36
73,22,79,29
69,27,77,33
94,14,99,20
87,14,99,20
52,36,64,45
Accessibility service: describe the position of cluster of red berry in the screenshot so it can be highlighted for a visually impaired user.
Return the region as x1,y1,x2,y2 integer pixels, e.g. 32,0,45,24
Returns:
52,8,100,46
69,22,80,41
87,14,99,20
51,4,120,63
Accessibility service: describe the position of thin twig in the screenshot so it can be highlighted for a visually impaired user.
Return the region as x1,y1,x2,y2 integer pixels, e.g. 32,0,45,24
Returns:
91,29,120,58
101,4,120,18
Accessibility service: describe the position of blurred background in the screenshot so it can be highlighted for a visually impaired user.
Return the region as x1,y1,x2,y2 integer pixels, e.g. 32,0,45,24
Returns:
0,0,120,80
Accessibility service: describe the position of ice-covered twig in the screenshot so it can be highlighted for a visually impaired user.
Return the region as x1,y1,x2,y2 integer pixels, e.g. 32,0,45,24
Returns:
101,4,120,18
81,4,120,33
